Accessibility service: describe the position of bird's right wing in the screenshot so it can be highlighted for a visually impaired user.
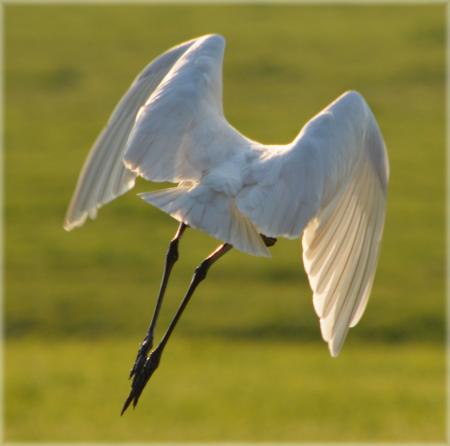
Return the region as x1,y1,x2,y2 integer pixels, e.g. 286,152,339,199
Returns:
237,91,389,356
64,36,200,231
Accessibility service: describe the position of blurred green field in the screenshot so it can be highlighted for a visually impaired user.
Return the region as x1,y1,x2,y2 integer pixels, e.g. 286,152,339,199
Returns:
4,4,446,442
6,339,444,441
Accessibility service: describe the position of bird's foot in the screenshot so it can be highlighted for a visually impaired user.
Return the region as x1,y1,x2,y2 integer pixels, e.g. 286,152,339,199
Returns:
128,334,153,380
121,346,162,415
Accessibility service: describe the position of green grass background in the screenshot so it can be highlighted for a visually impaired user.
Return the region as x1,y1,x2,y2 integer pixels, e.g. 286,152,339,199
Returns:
4,4,446,442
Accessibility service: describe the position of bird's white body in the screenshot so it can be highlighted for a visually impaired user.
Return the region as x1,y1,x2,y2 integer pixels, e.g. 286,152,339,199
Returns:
65,34,389,357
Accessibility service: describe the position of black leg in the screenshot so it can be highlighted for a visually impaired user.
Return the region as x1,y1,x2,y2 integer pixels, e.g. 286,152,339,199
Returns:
128,222,188,381
121,242,232,414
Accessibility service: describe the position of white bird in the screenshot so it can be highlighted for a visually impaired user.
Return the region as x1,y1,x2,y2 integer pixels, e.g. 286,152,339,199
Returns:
64,34,389,413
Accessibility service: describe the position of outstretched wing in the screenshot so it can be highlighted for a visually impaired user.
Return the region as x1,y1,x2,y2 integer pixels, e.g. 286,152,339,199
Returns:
64,36,201,231
123,34,226,183
237,91,389,356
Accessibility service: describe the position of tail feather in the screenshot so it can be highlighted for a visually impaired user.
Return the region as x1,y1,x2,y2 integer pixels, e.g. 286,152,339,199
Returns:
139,186,270,257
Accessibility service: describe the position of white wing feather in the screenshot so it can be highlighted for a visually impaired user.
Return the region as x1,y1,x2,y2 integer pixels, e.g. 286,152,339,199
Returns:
63,36,200,230
123,34,227,183
237,91,389,356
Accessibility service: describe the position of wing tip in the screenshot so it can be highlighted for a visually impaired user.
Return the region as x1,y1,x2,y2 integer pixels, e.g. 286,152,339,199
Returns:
201,33,225,47
341,89,365,101
63,210,83,232
63,217,83,232
63,207,97,232
328,340,342,358
63,221,74,232
320,316,348,358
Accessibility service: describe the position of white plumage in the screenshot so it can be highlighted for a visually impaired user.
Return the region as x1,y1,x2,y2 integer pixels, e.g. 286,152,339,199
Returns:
64,34,389,357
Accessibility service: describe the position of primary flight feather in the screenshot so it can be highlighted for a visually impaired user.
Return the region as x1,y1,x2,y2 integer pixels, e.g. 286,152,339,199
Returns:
65,34,389,400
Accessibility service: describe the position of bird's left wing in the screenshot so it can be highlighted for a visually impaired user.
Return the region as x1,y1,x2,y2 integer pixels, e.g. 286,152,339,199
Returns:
64,36,201,231
123,34,227,183
237,91,389,356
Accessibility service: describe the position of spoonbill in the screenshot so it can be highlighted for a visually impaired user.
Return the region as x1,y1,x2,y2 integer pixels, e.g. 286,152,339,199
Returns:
64,34,389,414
